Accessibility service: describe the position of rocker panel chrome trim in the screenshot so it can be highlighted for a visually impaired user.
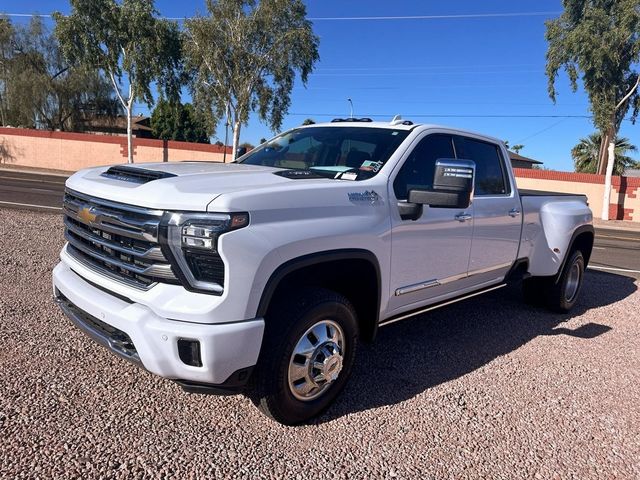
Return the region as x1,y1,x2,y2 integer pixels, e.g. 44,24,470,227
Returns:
381,283,507,327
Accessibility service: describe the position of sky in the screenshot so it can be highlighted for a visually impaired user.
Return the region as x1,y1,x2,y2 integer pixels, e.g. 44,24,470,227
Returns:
2,0,638,171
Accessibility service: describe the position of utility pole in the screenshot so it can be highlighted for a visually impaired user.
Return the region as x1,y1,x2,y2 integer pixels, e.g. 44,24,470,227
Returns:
347,98,353,119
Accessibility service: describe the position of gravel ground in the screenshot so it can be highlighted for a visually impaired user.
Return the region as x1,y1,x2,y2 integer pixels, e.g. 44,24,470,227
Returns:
1,207,639,479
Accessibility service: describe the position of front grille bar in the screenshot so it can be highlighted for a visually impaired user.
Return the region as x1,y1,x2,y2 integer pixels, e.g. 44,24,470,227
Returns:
66,245,156,290
65,230,175,279
63,202,159,242
63,189,178,289
63,192,163,242
64,217,165,261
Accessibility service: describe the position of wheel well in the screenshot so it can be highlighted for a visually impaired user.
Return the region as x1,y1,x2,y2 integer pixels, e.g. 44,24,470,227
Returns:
572,231,594,266
262,257,380,342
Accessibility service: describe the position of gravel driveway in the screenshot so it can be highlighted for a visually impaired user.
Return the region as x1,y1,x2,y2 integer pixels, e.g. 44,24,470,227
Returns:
1,208,639,479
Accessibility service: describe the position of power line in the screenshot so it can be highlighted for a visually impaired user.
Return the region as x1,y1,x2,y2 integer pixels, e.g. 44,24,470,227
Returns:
288,113,593,119
0,11,562,21
307,12,562,21
315,63,540,72
515,119,568,143
0,13,53,18
310,70,542,77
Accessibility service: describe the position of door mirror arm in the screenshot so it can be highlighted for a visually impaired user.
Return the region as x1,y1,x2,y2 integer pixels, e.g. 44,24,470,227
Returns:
397,201,423,221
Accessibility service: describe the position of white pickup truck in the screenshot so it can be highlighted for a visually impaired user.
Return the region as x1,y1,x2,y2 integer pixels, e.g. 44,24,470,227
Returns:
53,118,594,424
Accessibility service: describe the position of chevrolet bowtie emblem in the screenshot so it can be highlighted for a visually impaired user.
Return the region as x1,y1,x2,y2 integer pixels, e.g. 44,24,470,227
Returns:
78,207,97,225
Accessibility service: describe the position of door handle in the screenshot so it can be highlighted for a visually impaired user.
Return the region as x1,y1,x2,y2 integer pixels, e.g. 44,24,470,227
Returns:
454,213,472,222
508,208,521,217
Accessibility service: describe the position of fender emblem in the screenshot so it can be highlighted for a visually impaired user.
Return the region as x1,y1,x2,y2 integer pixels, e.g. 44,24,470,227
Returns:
348,190,380,204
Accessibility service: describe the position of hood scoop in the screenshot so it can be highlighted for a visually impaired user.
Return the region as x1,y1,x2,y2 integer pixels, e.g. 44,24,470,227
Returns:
100,165,177,184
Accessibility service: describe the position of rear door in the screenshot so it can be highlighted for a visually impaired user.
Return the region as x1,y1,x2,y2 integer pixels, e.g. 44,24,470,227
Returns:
453,136,522,284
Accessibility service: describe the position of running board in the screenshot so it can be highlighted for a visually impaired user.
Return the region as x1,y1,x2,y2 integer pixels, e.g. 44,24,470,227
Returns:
379,283,507,328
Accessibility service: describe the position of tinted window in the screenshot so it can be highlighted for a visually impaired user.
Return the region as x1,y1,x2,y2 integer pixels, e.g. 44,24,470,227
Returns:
454,136,509,196
239,127,410,180
393,134,454,200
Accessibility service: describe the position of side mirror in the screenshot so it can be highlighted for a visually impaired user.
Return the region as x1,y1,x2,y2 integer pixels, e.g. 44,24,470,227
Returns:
398,159,475,220
410,159,475,209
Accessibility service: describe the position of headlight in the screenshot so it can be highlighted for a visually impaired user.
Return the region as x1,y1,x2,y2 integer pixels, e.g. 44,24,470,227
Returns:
162,212,249,294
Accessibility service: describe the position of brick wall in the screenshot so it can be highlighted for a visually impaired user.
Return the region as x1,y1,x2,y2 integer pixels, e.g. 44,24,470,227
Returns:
1,128,638,222
513,168,640,222
0,127,231,172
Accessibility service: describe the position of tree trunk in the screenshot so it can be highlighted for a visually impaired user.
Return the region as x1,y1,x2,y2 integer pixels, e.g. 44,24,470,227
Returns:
601,141,616,221
0,91,5,126
596,127,613,175
126,104,133,164
232,120,241,161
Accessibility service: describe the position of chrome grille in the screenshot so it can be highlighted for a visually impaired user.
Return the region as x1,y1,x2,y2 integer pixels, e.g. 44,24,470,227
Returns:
63,189,177,289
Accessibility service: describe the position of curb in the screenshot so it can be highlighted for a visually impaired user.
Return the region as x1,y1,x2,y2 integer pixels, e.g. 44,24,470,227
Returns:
0,166,71,178
593,221,640,234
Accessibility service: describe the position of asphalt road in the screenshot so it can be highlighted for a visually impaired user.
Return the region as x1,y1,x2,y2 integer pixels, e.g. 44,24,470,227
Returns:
1,168,639,277
591,228,640,278
0,169,66,212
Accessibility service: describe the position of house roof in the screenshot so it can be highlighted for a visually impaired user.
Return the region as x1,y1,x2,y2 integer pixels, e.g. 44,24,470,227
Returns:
508,151,543,165
83,115,152,132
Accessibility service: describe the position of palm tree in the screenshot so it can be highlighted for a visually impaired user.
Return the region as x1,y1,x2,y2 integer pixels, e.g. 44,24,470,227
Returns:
572,133,639,175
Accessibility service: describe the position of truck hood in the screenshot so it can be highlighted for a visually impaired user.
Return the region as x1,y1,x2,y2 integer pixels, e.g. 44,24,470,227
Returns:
65,162,335,211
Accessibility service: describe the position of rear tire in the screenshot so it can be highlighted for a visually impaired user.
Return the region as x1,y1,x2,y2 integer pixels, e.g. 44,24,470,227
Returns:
545,250,585,313
522,250,585,313
246,288,358,425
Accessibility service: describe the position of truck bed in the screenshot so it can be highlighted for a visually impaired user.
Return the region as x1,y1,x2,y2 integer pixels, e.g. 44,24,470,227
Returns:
518,189,587,198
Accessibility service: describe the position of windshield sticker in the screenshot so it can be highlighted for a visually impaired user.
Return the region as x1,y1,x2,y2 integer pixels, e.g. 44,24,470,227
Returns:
359,160,383,172
340,172,358,181
348,190,381,204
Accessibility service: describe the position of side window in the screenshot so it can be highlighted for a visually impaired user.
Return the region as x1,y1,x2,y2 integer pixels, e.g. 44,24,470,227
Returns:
393,134,454,200
454,136,510,196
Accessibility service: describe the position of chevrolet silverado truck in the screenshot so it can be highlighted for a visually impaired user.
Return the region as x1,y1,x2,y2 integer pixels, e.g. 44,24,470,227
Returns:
53,118,594,424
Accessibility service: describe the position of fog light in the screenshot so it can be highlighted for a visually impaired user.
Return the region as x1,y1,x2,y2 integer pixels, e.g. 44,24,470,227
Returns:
177,338,202,367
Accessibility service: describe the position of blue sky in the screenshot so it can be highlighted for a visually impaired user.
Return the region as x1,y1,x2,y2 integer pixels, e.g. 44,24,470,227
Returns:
3,0,638,171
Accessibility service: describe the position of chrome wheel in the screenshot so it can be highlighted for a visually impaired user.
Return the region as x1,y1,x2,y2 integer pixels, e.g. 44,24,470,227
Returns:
564,260,582,302
287,319,345,401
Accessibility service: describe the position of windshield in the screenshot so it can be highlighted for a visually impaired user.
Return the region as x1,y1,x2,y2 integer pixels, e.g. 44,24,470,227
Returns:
238,126,411,180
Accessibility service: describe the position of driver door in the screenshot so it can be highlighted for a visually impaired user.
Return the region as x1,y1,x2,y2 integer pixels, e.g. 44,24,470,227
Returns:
388,133,473,314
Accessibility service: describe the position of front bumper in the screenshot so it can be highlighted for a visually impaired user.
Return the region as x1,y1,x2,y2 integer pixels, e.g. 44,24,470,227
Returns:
52,261,265,388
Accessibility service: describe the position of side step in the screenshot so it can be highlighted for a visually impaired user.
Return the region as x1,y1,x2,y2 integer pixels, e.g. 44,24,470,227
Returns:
379,283,506,328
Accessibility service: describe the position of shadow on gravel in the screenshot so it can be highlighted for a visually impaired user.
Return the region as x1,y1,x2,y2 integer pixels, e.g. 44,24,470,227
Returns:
320,270,636,423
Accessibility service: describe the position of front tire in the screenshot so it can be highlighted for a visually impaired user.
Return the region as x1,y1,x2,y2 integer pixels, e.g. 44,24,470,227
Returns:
247,288,358,425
